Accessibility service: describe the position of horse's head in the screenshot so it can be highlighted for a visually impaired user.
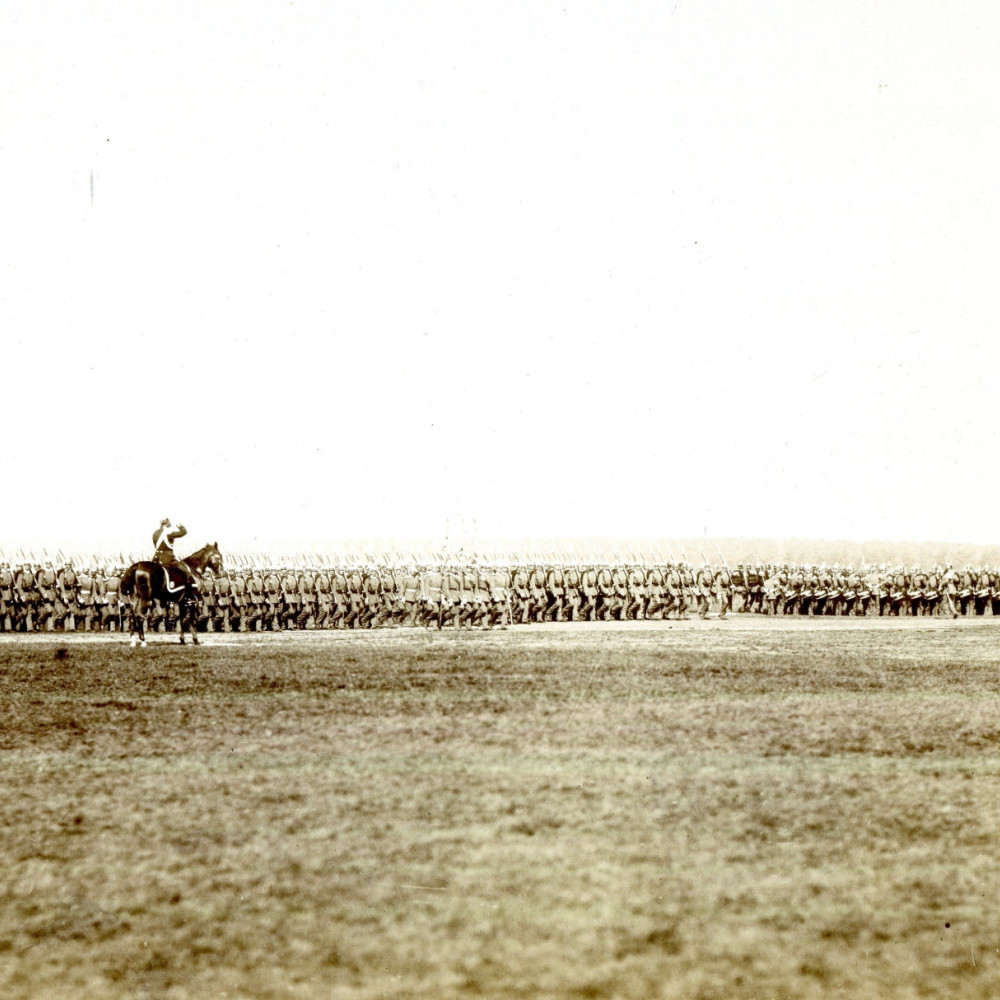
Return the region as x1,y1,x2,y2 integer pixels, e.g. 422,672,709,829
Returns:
204,542,224,576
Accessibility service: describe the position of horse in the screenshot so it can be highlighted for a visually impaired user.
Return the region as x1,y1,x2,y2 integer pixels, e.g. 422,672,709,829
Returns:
120,543,224,647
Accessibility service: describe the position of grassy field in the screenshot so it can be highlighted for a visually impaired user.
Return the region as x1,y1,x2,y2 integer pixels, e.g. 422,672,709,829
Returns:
2,619,1000,999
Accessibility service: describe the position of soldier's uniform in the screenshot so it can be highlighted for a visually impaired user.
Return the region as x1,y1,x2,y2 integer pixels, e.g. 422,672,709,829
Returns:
958,569,975,617
610,566,628,621
487,566,511,628
101,567,122,630
55,563,78,630
545,566,566,622
420,566,444,629
467,566,490,628
695,564,714,619
644,565,665,620
230,571,248,631
909,569,927,617
0,563,16,631
330,569,349,628
346,568,364,628
245,568,265,631
296,571,316,629
197,570,217,631
974,569,992,617
400,567,422,627
380,567,401,627
563,566,582,622
442,566,463,628
528,566,548,623
923,569,941,618
714,565,732,620
264,569,283,630
35,563,58,631
625,566,646,620
579,567,599,621
74,567,96,631
680,564,696,617
214,570,234,631
314,571,331,629
279,569,300,629
14,565,37,631
360,568,382,628
152,521,198,594
664,564,685,619
511,567,531,624
941,566,959,619
811,569,829,617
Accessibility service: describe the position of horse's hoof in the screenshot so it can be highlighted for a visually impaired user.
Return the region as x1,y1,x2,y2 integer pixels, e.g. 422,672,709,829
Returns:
140,641,147,648
130,637,137,648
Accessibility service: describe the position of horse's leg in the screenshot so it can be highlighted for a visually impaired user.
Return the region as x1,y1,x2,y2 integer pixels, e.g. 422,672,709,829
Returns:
183,597,198,644
130,599,147,647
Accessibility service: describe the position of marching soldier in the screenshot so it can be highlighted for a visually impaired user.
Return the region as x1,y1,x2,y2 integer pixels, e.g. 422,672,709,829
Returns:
264,567,283,630
645,564,666,620
563,564,582,622
596,564,615,620
714,562,732,620
400,565,422,627
74,564,96,631
909,567,927,617
345,566,364,628
215,568,234,631
360,565,383,628
56,561,78,630
625,564,646,620
974,567,992,617
695,563,714,620
442,563,463,629
330,566,350,629
509,565,530,624
941,564,959,619
0,562,14,632
420,563,444,629
578,564,599,621
230,568,248,631
280,567,300,629
313,570,332,629
664,563,685,619
35,561,58,631
101,565,122,631
487,564,511,628
611,564,629,621
296,569,316,629
528,565,548,623
244,566,264,631
958,567,975,617
545,564,566,622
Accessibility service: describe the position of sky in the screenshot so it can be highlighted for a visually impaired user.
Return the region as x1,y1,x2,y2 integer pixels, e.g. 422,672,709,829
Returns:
3,1,1000,555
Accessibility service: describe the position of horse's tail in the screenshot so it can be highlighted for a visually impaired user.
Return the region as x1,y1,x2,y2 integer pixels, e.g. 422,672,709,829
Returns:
120,565,137,598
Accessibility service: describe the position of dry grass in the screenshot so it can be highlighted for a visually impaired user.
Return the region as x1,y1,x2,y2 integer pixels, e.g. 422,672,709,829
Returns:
2,620,1000,998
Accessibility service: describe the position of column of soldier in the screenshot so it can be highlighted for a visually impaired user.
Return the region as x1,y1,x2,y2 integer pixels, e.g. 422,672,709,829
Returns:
0,558,992,633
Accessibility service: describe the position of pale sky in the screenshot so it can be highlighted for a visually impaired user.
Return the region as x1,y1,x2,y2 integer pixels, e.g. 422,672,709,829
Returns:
4,1,1000,555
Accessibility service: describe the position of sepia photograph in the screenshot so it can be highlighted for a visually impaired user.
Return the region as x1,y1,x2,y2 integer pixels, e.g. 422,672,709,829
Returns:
4,1,1000,997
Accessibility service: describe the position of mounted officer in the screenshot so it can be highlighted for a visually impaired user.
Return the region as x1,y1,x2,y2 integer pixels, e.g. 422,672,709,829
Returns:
152,519,198,593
